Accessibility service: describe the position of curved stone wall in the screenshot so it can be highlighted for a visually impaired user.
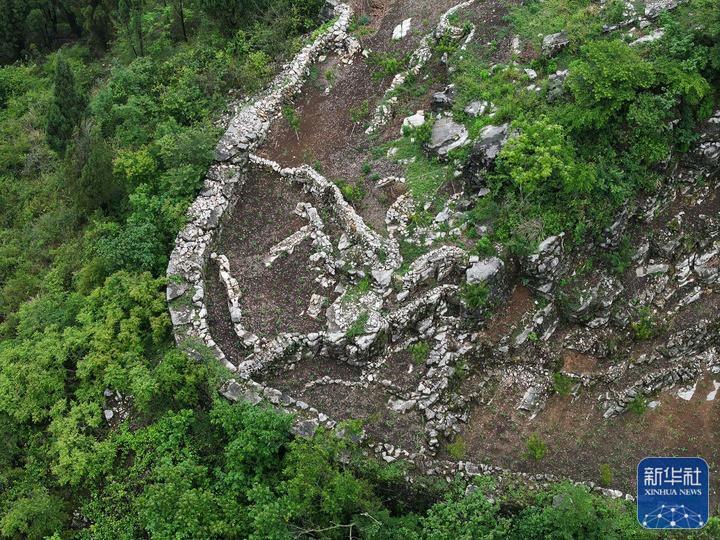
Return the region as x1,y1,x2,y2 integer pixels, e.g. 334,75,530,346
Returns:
166,4,355,371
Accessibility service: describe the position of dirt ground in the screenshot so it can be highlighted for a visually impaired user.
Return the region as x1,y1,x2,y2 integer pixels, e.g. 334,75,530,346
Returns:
461,372,720,496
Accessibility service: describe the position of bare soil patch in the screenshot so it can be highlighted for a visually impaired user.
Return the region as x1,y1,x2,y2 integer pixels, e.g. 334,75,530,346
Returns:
214,168,330,338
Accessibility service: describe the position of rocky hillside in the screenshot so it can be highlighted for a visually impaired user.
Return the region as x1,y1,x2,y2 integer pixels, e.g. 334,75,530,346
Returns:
1,0,719,536
169,0,720,499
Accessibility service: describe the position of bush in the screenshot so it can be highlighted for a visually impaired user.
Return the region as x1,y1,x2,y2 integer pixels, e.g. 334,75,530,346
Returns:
631,307,656,341
524,433,547,461
368,52,404,81
599,463,613,487
447,436,467,460
349,99,370,123
552,372,574,396
336,178,366,203
493,116,595,201
462,282,490,310
410,341,430,365
628,395,648,415
565,40,655,130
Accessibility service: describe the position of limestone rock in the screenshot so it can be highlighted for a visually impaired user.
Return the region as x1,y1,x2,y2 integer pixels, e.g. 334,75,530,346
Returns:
402,110,426,134
320,0,340,21
547,69,569,102
392,18,412,40
426,116,469,158
541,31,569,57
466,257,504,285
464,100,492,117
463,123,510,191
431,85,456,111
292,419,319,438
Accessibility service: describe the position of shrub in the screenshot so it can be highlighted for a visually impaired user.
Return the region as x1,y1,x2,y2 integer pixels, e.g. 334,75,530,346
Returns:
368,52,403,81
524,433,547,461
599,463,613,487
602,236,633,276
628,395,648,415
336,178,366,203
631,307,656,341
46,56,86,153
565,40,655,130
282,105,300,135
473,236,497,257
493,116,595,202
447,436,467,460
462,282,490,310
409,341,430,365
552,372,574,396
349,99,370,123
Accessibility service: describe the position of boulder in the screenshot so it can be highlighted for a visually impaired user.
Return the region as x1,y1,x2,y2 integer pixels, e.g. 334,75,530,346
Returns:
402,110,426,134
425,116,469,158
463,123,510,191
464,100,492,117
431,85,456,111
466,257,504,284
541,31,569,57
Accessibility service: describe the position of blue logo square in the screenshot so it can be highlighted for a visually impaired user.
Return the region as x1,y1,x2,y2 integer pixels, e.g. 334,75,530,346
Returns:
637,457,709,529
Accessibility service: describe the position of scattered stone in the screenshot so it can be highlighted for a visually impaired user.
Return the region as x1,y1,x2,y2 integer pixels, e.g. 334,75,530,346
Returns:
431,85,456,111
541,31,569,57
392,18,412,40
426,116,469,158
402,110,426,134
466,257,504,284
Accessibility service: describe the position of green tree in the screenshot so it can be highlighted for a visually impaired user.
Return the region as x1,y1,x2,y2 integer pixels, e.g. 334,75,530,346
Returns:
117,0,145,57
420,489,508,539
46,56,85,153
0,0,25,64
565,40,655,130
493,116,596,202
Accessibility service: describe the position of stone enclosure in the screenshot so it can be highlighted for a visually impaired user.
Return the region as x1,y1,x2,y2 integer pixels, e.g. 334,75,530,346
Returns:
167,0,720,494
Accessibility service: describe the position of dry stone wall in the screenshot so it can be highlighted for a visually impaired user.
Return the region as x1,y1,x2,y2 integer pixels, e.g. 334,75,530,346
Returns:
166,3,355,370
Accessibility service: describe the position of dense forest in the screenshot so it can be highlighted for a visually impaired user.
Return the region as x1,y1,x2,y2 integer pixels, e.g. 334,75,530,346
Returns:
0,0,719,538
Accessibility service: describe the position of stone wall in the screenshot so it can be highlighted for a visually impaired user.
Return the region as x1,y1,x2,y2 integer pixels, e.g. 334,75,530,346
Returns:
166,3,354,370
